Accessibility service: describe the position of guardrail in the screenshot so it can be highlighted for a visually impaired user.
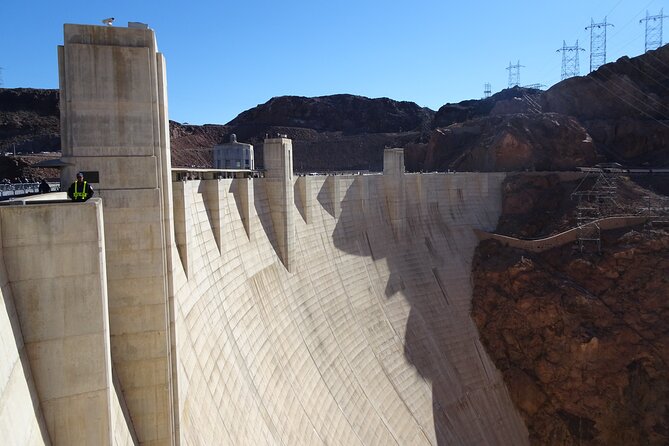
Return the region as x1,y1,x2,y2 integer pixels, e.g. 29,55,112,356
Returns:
0,182,61,199
473,216,651,253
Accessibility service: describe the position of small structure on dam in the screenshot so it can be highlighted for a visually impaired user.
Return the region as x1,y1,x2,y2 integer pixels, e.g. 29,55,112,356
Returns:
213,134,254,170
0,23,529,445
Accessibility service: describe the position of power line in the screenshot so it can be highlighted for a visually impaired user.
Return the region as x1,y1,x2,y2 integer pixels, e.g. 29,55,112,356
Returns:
596,62,669,116
586,17,614,72
604,0,626,19
610,0,657,40
588,68,669,129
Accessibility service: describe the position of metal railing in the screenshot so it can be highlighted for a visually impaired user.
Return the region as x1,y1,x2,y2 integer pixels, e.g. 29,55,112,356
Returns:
0,182,61,199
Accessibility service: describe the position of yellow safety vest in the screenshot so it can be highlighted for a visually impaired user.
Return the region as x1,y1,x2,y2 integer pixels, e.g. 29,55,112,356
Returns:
73,181,88,200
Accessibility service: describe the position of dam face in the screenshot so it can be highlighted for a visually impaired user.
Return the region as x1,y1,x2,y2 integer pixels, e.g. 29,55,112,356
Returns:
0,24,529,445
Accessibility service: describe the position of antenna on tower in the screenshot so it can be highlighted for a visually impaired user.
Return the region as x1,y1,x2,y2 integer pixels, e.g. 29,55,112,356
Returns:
506,61,524,88
556,40,585,80
640,9,669,52
586,17,614,72
483,82,492,99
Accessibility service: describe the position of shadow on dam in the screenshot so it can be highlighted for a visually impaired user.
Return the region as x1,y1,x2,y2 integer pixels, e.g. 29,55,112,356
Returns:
171,174,527,445
322,174,526,445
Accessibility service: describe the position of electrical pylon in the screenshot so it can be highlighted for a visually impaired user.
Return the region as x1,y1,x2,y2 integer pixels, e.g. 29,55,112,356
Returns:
506,61,524,88
586,17,614,72
556,40,585,80
640,9,669,52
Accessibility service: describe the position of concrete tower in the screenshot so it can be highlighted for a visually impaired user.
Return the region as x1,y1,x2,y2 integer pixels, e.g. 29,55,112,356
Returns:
58,24,176,445
263,136,295,271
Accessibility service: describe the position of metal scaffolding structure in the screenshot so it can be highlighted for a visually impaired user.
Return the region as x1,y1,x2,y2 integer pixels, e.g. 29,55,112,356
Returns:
586,17,614,72
571,168,621,252
522,83,546,90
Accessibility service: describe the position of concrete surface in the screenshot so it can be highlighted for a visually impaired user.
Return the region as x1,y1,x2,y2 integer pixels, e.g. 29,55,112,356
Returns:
170,168,529,445
0,23,531,446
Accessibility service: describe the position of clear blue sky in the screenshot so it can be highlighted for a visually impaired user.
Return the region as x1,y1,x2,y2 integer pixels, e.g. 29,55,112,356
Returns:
1,0,666,124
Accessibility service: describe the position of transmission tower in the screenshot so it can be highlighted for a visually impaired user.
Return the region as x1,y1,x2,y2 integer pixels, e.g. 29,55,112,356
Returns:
640,9,669,52
586,17,614,72
483,82,491,98
506,61,524,88
556,40,585,80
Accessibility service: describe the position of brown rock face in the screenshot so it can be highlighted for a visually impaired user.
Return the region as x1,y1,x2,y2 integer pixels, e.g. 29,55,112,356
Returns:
228,94,434,134
423,113,597,172
472,233,669,445
471,174,669,445
0,88,60,152
541,45,669,166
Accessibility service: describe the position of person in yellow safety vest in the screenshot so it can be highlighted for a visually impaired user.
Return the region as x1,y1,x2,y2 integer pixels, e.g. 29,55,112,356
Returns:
67,172,94,202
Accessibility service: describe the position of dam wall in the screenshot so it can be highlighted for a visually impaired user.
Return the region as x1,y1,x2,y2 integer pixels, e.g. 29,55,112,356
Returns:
0,23,530,445
170,169,529,445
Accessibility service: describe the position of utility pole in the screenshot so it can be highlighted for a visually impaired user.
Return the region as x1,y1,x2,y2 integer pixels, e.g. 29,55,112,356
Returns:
556,40,585,80
506,61,524,88
640,9,669,52
483,82,492,98
586,17,614,72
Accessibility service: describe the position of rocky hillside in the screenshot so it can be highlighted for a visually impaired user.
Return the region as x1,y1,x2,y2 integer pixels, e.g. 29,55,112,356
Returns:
414,44,669,171
542,47,669,165
1,43,669,175
0,88,60,153
229,94,434,134
419,113,597,172
0,89,431,172
471,174,669,445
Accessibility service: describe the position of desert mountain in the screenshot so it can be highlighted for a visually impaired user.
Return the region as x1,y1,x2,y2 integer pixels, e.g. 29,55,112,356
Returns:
1,44,669,176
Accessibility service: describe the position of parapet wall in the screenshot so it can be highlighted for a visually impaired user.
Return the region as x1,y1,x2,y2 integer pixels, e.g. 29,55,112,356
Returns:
0,199,134,445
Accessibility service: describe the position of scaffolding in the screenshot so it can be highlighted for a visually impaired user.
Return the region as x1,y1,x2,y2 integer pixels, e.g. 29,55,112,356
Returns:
571,167,622,252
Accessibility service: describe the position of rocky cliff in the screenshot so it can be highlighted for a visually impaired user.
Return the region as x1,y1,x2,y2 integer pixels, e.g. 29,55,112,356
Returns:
471,174,669,445
0,89,431,173
229,94,434,134
422,113,597,172
0,88,60,153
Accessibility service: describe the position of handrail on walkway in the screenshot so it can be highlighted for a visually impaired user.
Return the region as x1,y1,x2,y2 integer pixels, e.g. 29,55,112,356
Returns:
474,215,651,253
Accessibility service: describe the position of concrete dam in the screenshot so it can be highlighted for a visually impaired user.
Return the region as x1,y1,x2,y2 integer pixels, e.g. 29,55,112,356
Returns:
0,24,529,445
